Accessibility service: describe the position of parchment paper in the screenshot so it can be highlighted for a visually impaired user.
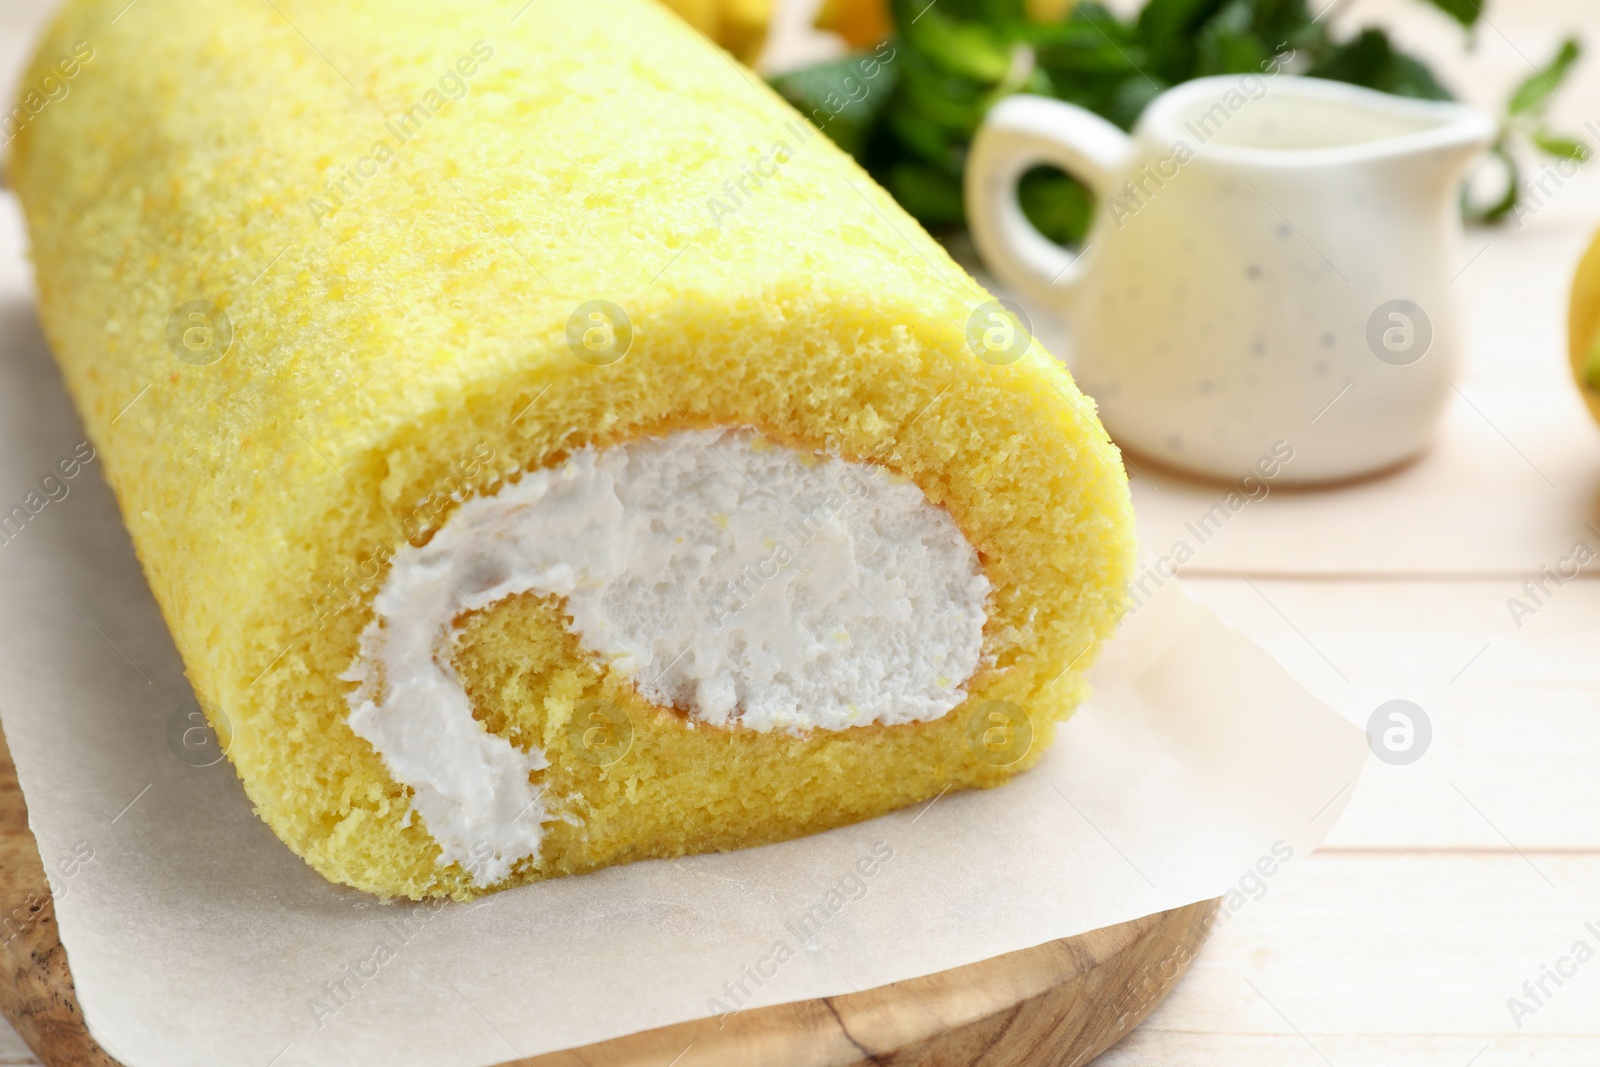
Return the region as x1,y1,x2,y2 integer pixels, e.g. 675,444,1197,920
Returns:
0,192,1368,1067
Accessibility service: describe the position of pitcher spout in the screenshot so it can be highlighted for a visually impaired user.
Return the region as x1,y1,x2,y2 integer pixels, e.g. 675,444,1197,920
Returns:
1390,100,1498,193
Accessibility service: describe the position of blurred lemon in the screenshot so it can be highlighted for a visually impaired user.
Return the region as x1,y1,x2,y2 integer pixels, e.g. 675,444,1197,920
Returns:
665,0,772,64
815,0,1073,49
1024,0,1075,22
816,0,890,48
1571,227,1600,424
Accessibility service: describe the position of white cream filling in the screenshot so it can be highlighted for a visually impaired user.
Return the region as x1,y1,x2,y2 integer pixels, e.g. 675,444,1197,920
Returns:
342,427,991,884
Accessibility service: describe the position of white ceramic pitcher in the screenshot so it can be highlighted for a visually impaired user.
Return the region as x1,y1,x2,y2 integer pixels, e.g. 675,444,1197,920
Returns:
966,75,1495,484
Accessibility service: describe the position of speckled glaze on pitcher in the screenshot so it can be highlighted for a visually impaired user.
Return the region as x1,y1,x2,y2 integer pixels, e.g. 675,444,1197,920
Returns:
967,75,1495,484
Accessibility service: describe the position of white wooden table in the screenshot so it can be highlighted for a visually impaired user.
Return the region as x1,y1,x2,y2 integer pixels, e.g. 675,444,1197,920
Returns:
2,0,1598,1063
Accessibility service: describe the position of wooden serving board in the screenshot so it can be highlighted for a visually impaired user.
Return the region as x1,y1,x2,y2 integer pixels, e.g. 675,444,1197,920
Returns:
0,727,1219,1067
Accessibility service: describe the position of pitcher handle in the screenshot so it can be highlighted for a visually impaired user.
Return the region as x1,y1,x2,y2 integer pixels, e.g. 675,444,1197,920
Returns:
965,94,1133,307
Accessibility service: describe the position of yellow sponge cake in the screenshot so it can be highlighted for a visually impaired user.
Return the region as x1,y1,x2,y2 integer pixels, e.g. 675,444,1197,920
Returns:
11,0,1134,899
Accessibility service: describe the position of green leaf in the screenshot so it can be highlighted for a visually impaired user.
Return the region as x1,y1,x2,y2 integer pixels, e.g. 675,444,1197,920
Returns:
931,0,1028,24
1251,0,1326,49
781,0,1511,236
1137,0,1230,48
1031,9,1160,127
1383,51,1455,100
769,51,901,161
1306,28,1453,101
883,160,968,227
1531,130,1591,162
1026,19,1148,76
883,100,967,165
1419,0,1482,29
1137,0,1231,80
1017,165,1095,245
1104,75,1167,129
898,1,1016,81
1461,138,1518,225
1508,36,1581,116
1196,33,1268,76
896,56,988,129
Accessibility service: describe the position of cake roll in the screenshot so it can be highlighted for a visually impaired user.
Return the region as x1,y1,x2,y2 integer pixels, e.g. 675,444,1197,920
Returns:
12,0,1134,899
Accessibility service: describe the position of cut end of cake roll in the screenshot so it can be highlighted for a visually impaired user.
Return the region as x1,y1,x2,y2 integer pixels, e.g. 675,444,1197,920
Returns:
14,0,1137,900
265,324,1137,901
238,297,1139,900
342,427,998,890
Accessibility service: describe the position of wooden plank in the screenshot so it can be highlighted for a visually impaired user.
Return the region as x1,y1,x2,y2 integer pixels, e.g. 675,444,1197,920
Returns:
1180,576,1600,701
1101,851,1600,1061
1100,1033,1600,1066
0,741,119,1067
